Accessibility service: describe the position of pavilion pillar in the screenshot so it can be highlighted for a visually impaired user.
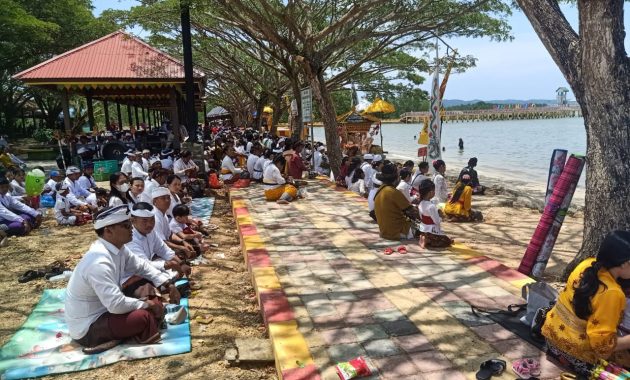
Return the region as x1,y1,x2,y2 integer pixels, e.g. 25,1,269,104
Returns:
141,107,146,124
127,104,133,129
203,103,207,126
116,103,123,130
86,93,96,131
134,106,139,128
169,87,181,149
61,89,72,134
103,100,110,129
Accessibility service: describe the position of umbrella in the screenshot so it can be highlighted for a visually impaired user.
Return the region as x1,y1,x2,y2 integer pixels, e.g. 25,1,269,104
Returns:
364,98,396,153
364,98,396,114
263,106,274,114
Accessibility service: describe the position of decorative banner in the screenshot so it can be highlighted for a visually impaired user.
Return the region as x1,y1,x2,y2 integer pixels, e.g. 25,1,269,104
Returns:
427,67,442,161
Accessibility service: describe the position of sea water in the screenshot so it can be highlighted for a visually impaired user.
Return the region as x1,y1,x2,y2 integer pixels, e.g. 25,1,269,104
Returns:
312,117,587,203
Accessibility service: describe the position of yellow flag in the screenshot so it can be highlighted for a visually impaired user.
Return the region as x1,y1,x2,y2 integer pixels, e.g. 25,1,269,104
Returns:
418,117,429,145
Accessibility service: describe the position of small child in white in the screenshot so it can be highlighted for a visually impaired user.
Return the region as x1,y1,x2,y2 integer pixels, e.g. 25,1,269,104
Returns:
169,204,208,256
417,179,453,249
54,182,88,225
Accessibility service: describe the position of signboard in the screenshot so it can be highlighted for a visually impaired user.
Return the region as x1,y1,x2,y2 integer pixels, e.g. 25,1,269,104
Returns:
301,87,312,123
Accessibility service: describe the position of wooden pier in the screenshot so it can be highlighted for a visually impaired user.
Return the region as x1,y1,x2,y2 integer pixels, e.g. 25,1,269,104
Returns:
400,106,582,123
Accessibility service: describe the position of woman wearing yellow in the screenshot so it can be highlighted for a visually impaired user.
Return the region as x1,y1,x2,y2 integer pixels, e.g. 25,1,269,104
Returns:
262,155,297,204
542,231,630,375
443,174,483,222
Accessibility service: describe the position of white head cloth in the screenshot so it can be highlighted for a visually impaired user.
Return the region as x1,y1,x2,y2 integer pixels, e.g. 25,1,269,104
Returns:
151,186,170,199
372,155,383,163
94,205,129,230
130,208,154,218
66,166,81,174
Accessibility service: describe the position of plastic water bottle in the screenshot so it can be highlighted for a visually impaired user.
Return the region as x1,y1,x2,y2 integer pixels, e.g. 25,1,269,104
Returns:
49,271,72,282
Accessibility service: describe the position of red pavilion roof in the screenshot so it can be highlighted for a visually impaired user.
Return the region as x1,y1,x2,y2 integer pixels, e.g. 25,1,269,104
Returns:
13,30,204,82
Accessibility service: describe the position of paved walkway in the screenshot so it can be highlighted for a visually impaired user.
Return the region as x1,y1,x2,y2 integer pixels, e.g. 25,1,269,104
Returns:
230,179,563,380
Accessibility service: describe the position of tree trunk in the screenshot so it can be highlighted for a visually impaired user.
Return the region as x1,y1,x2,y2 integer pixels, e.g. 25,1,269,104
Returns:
271,96,283,134
290,78,303,140
517,0,630,278
305,65,341,176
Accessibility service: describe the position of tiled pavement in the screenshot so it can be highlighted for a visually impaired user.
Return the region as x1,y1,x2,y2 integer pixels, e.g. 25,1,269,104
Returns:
230,179,563,380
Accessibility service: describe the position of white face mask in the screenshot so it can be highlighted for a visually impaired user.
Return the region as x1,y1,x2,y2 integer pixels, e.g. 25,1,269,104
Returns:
115,183,130,193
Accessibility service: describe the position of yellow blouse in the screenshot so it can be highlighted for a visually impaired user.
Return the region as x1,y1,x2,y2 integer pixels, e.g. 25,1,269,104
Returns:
443,185,472,217
542,258,629,365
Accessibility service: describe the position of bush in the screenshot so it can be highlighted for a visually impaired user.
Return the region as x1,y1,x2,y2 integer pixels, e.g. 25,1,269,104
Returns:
33,127,54,143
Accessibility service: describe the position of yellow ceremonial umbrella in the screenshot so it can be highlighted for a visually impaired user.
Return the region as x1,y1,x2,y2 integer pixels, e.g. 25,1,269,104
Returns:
364,98,396,114
263,106,274,114
364,98,395,153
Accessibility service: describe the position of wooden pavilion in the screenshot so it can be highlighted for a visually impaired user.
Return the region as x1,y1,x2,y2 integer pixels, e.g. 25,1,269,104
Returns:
337,109,380,154
13,30,206,134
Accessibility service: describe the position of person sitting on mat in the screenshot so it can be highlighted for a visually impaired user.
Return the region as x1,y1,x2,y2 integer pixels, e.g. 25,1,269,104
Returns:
542,230,630,376
54,182,90,226
416,179,452,248
373,162,420,240
443,174,483,222
431,159,449,206
0,176,41,236
124,202,189,295
263,155,298,204
64,205,181,354
220,146,243,184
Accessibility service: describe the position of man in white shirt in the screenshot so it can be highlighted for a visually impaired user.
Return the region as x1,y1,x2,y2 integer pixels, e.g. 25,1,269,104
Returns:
120,151,135,176
142,169,168,204
64,205,179,352
152,187,195,258
77,164,96,193
246,145,260,175
131,154,149,179
63,166,96,211
0,177,41,235
173,150,198,184
360,154,374,190
160,149,174,170
141,149,151,172
220,146,243,184
124,202,189,286
42,170,63,196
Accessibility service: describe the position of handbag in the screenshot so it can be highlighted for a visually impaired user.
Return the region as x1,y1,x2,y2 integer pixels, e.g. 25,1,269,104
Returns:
531,301,555,343
520,281,558,326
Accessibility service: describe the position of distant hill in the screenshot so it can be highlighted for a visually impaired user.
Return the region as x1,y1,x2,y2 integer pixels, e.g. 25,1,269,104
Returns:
443,99,557,108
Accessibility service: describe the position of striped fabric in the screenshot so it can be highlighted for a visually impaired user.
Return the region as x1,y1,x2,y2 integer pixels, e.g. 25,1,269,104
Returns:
518,154,585,276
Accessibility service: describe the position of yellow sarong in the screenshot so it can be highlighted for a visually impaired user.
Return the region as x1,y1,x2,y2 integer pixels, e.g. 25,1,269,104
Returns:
264,184,298,201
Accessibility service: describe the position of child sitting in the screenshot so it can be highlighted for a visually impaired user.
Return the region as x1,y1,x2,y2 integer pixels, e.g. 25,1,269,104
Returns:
417,179,453,248
86,187,109,209
348,168,367,197
54,182,92,225
169,204,208,256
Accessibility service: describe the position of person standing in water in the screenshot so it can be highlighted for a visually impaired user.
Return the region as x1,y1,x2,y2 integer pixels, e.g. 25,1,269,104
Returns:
458,138,464,150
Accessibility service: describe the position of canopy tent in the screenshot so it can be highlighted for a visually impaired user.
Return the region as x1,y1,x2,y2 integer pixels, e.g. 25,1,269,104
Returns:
206,106,230,119
13,30,206,134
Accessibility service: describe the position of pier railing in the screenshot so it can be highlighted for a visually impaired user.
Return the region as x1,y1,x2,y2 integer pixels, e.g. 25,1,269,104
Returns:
399,106,582,123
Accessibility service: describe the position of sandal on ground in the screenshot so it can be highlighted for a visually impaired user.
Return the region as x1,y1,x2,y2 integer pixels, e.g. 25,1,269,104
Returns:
44,266,70,280
82,339,121,355
18,269,46,283
476,359,506,380
384,247,394,255
512,358,540,379
397,246,408,254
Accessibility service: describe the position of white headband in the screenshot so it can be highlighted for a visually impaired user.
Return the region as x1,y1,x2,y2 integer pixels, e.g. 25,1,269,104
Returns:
94,205,129,230
66,166,81,174
151,187,170,199
130,208,154,218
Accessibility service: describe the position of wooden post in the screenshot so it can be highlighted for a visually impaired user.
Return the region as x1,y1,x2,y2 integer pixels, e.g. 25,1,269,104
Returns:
141,107,146,124
127,104,133,129
116,102,123,130
61,89,72,134
86,92,96,131
134,106,139,128
169,87,181,150
103,100,110,129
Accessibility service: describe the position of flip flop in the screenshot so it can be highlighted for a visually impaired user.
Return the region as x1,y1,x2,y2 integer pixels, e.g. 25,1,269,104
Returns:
18,269,46,283
384,248,394,255
476,359,506,380
512,358,540,379
397,246,408,254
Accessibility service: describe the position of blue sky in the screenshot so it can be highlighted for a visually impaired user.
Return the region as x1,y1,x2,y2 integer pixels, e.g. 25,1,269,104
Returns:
92,1,628,101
